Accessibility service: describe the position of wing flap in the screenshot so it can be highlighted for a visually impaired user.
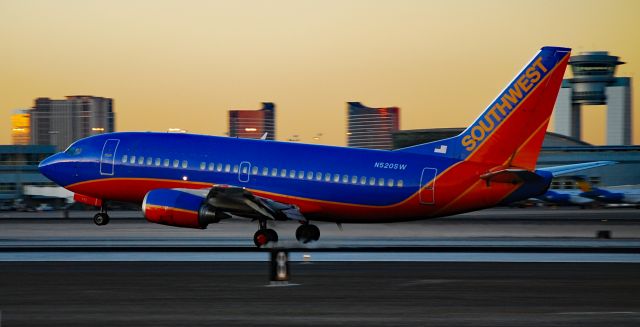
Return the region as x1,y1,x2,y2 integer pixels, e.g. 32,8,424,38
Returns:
174,185,305,222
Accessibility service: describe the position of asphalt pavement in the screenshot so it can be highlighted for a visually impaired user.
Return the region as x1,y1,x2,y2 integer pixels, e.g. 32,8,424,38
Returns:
0,261,639,326
0,207,638,326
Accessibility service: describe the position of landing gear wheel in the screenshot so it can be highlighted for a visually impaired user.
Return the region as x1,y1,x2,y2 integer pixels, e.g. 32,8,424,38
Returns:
253,228,278,248
93,213,110,226
296,224,320,244
265,229,278,243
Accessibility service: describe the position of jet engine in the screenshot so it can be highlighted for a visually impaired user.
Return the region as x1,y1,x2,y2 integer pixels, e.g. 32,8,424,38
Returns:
142,189,221,229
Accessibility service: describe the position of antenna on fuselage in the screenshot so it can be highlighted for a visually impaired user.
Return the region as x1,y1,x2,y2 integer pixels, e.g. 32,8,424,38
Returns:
260,133,268,140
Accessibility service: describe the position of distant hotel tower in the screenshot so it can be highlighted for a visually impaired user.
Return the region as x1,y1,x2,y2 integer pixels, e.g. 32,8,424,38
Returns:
11,109,31,145
228,102,275,140
554,51,633,145
29,95,115,151
347,102,400,150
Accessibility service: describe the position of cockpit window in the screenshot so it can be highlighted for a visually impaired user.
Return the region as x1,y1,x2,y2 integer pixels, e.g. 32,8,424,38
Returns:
64,146,82,156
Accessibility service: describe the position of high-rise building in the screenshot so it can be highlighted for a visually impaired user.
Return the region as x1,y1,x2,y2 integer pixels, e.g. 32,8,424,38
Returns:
347,102,400,150
228,102,275,140
29,96,115,151
11,109,31,145
554,51,633,145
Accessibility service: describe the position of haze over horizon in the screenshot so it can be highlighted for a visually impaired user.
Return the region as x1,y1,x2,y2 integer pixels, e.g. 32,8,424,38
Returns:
1,0,639,146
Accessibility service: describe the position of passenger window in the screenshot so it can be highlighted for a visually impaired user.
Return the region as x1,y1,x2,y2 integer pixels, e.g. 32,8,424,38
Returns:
298,171,305,179
138,156,145,165
360,176,367,185
216,163,222,172
341,175,348,183
181,160,188,168
208,163,215,171
130,156,136,164
146,157,153,165
200,162,206,170
241,165,248,174
307,171,314,180
271,168,278,176
280,169,287,177
121,155,128,163
173,160,179,168
163,159,170,167
289,170,296,178
351,176,358,184
232,165,239,173
224,164,230,172
397,180,404,188
316,172,323,181
262,167,269,175
155,158,161,166
251,166,258,175
333,174,340,182
378,178,385,186
369,177,376,186
387,179,394,187
325,173,332,182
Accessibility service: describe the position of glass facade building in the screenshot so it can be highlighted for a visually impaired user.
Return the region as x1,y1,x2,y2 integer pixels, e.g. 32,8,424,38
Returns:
347,102,400,150
11,109,31,145
29,95,115,151
228,102,275,140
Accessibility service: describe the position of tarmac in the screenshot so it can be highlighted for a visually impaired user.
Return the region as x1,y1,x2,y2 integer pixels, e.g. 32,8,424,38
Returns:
0,207,638,326
1,262,639,326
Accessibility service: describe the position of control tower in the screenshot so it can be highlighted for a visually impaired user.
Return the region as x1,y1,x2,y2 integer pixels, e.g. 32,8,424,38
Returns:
554,51,632,145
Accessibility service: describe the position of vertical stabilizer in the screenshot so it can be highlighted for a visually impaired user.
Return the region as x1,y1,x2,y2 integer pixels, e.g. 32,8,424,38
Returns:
397,46,571,170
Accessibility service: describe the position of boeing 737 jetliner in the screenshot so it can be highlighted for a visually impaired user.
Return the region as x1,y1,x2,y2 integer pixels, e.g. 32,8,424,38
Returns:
39,46,612,247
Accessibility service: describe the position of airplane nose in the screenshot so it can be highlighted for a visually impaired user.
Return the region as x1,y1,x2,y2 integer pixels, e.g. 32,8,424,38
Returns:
38,153,61,181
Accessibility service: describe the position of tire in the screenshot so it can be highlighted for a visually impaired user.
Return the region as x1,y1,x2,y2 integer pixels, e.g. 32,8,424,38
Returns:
308,224,320,241
254,229,278,247
265,229,279,243
93,213,109,226
296,224,320,243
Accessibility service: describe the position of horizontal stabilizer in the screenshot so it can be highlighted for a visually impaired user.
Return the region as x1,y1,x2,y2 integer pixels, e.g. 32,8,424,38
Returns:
480,169,542,185
538,161,617,177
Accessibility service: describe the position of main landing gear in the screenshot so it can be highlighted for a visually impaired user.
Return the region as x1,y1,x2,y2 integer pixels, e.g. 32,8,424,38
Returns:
253,219,278,248
252,220,322,248
93,204,110,226
296,223,320,244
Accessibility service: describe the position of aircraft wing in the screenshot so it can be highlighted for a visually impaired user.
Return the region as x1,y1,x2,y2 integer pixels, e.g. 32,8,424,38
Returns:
176,185,306,222
537,161,617,177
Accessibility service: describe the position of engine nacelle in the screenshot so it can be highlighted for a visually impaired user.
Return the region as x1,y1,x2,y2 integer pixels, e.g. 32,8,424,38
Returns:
142,189,221,229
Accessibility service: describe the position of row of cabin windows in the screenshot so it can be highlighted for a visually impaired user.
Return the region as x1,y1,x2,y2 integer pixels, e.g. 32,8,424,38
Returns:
121,155,188,169
198,161,404,187
119,154,403,188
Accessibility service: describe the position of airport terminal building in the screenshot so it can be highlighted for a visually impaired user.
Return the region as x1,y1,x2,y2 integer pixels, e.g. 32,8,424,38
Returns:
0,145,58,206
392,129,640,189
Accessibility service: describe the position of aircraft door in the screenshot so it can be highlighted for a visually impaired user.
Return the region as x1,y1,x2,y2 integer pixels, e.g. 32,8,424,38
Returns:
419,167,437,205
238,161,251,183
100,139,120,176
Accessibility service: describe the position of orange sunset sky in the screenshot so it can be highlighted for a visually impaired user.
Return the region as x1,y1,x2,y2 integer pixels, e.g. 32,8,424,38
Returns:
1,0,638,146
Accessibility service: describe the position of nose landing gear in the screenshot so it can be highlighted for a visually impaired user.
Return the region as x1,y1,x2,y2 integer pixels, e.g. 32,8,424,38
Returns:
93,204,110,226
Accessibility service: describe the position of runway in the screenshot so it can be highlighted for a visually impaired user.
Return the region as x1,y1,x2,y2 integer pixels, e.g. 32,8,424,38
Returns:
1,208,639,249
1,261,639,326
1,208,639,325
